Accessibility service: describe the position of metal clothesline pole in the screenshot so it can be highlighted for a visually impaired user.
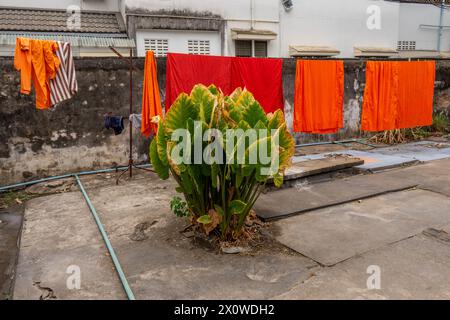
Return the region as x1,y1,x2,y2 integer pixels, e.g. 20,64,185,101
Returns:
108,46,155,185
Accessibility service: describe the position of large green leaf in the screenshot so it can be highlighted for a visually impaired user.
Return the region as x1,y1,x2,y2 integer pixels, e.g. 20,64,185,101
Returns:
230,200,246,215
242,101,268,128
190,84,215,125
197,215,212,224
164,93,198,134
268,110,285,130
150,139,169,180
156,122,168,166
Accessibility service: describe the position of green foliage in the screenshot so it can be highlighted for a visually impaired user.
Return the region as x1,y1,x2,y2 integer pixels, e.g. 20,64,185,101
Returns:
170,197,189,218
431,113,449,133
150,85,295,240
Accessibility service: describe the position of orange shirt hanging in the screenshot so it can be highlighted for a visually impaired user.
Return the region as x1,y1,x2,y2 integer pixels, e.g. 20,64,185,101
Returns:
361,60,435,131
141,51,163,136
293,60,344,134
14,37,60,109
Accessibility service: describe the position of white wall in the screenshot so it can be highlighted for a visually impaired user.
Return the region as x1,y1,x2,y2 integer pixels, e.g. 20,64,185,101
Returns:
280,0,400,58
136,30,221,57
0,0,120,11
128,0,403,58
399,3,449,52
126,0,280,57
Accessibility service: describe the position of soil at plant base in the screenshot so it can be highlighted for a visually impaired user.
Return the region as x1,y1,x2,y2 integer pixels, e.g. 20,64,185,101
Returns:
185,211,297,257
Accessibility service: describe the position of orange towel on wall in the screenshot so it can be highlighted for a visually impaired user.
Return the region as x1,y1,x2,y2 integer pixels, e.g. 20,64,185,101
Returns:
293,60,344,134
361,61,399,131
14,38,60,109
362,61,435,131
141,51,163,137
397,61,435,129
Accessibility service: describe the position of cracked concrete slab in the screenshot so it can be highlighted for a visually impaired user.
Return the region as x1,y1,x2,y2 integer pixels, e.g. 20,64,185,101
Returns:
273,234,450,300
255,170,417,220
85,177,318,300
13,174,318,300
272,189,450,266
382,158,450,197
371,141,450,162
293,141,450,172
13,192,126,300
293,150,418,172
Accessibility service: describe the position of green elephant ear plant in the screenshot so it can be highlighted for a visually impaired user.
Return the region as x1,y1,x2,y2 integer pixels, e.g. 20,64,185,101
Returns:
150,84,294,240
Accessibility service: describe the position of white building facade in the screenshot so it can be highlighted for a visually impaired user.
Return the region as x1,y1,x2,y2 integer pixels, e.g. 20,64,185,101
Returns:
127,0,450,59
1,0,449,58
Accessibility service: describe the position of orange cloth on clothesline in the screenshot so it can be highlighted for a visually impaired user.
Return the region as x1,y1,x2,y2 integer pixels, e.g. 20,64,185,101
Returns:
397,61,435,129
14,38,32,95
293,60,344,134
14,38,60,109
141,51,163,137
361,61,399,131
361,61,435,131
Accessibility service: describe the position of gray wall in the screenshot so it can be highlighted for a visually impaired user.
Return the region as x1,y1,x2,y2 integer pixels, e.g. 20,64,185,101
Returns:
1,57,449,185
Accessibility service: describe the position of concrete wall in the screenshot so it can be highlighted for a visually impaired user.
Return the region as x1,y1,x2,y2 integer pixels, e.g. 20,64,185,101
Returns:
1,56,449,185
0,56,157,185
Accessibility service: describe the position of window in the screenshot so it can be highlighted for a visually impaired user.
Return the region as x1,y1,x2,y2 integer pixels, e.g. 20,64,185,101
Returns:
235,40,252,57
187,40,211,55
397,41,416,51
144,39,168,57
235,40,268,58
254,41,268,58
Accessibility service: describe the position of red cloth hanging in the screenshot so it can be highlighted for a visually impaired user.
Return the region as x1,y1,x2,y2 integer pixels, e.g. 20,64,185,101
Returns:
293,60,344,134
230,57,284,114
165,53,284,113
165,53,232,110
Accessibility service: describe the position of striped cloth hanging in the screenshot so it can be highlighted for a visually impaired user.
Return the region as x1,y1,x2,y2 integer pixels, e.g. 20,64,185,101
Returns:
50,41,78,105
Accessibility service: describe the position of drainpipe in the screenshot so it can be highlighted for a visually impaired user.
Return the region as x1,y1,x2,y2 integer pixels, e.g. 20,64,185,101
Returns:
250,0,255,29
438,0,445,52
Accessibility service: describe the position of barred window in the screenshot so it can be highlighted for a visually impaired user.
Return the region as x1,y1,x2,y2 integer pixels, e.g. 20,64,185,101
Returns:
397,40,416,51
254,41,268,58
188,40,211,55
144,39,169,57
235,40,252,57
235,40,268,58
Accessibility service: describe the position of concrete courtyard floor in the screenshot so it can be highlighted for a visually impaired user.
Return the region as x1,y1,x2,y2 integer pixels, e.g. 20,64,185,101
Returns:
5,143,450,300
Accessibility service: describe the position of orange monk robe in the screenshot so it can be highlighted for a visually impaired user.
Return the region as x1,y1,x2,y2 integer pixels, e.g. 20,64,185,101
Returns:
14,38,60,109
397,61,435,129
31,39,60,109
361,61,399,132
141,51,163,136
14,37,32,94
293,60,344,134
